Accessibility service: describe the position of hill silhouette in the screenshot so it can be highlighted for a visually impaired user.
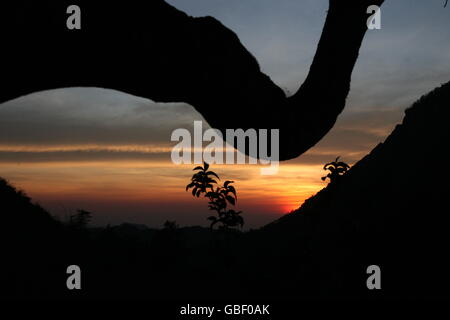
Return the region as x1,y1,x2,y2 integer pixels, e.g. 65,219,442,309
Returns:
0,178,63,298
251,80,450,298
1,81,450,299
0,178,58,228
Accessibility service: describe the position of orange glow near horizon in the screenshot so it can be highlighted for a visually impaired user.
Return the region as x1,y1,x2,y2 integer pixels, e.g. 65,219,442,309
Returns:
0,154,327,228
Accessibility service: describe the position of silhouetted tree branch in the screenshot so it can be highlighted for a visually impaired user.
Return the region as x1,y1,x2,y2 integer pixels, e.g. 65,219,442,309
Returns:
1,0,384,160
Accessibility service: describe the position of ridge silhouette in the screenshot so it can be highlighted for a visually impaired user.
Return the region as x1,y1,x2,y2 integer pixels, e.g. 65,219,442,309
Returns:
0,0,384,160
258,81,450,297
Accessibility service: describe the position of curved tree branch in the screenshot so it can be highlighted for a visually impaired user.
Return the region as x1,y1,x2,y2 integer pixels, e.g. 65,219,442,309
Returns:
0,0,384,160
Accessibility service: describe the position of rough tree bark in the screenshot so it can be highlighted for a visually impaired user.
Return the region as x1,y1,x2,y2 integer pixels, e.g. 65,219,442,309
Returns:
0,0,384,160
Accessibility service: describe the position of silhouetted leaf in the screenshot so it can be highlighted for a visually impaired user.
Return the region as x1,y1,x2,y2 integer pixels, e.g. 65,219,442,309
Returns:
186,182,195,191
336,162,350,169
224,180,234,188
227,185,237,198
226,195,236,206
193,166,204,171
323,162,334,170
203,161,209,171
206,171,220,180
209,219,219,230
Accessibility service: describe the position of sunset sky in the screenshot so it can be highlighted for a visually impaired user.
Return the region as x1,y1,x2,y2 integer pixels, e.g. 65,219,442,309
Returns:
1,0,449,228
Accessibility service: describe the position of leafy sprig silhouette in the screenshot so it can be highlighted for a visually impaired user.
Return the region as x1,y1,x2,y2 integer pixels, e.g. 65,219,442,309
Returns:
321,157,350,183
186,162,244,229
186,161,219,197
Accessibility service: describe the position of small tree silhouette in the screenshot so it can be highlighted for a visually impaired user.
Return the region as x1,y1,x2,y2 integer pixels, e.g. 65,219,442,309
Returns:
186,162,244,230
321,157,350,183
69,209,92,229
163,220,178,230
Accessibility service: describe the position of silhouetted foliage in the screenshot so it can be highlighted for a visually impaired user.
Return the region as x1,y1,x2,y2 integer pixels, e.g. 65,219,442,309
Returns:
186,162,244,229
69,209,92,229
321,157,350,183
185,161,219,198
163,220,178,230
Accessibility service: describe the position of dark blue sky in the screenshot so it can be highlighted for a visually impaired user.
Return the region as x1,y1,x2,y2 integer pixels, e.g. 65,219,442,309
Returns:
168,0,450,108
